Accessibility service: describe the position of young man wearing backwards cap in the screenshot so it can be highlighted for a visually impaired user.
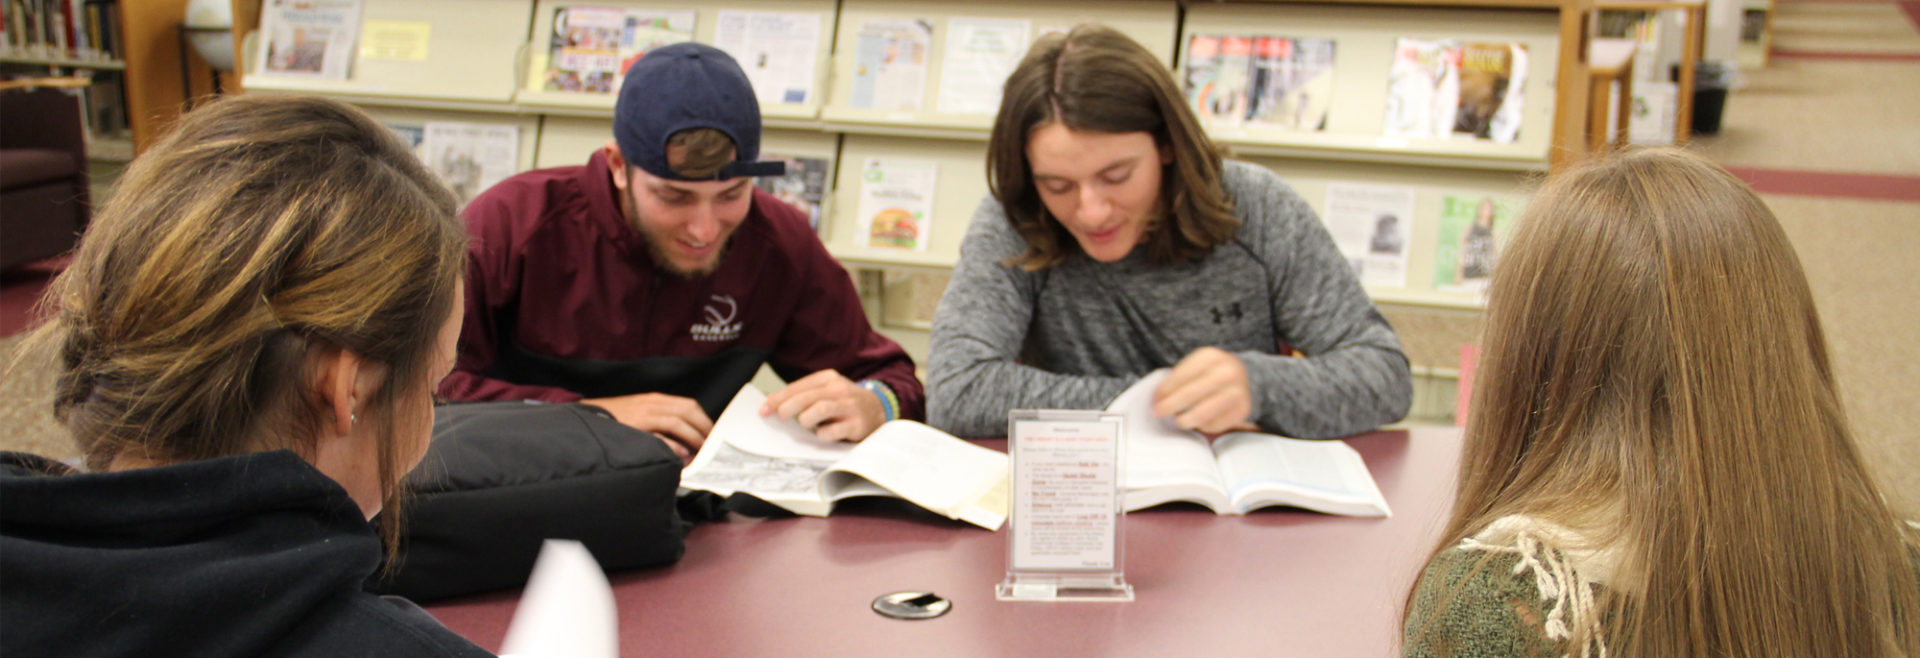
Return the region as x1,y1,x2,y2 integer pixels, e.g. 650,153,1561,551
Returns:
441,43,921,458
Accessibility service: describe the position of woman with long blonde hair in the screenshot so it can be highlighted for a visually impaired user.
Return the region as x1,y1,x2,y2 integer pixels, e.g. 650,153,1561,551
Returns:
1402,147,1919,656
0,95,489,656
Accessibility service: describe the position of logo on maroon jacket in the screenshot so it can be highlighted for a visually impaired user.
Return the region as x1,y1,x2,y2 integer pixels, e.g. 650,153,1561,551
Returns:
691,294,743,342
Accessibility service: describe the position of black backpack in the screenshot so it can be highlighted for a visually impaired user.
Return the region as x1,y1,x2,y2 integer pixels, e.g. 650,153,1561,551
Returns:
373,401,708,601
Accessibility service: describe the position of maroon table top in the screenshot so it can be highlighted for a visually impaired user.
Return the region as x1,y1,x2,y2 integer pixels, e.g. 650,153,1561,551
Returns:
426,428,1463,657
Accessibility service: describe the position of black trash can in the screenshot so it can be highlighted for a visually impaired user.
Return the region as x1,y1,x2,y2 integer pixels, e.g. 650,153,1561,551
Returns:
1688,61,1735,136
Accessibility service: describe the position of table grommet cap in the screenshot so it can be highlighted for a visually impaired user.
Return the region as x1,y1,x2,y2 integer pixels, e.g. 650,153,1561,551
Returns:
872,591,951,620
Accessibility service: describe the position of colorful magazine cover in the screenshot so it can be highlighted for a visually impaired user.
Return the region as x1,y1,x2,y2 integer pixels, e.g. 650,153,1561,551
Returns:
257,0,362,80
541,7,693,94
1382,38,1458,139
1434,194,1519,292
1452,42,1527,142
1183,34,1224,122
1248,36,1337,131
1186,34,1262,126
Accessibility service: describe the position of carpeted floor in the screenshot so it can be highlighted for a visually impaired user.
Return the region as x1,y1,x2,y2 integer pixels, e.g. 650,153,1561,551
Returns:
0,331,76,461
1691,0,1920,513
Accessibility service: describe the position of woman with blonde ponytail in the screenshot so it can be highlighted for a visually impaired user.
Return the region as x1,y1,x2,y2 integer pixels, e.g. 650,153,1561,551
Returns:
0,95,490,657
1403,147,1919,656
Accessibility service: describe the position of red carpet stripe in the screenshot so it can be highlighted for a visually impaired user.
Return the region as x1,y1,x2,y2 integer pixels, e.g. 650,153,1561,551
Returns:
1724,167,1920,203
1770,49,1920,61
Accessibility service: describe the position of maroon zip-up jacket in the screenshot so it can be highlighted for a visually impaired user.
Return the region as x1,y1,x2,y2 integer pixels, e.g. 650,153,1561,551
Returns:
438,150,923,422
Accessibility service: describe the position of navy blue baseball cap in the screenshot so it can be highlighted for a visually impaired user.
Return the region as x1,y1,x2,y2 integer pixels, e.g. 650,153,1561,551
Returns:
614,42,785,181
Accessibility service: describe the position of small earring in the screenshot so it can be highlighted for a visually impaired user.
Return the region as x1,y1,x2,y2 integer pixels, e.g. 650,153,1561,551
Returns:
350,413,358,427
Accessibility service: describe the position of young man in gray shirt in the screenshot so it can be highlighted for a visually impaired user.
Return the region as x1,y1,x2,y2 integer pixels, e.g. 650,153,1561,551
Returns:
928,26,1410,439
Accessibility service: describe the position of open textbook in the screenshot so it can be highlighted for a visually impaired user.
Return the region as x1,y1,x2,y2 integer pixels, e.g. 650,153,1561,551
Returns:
681,385,1009,530
1113,371,1392,517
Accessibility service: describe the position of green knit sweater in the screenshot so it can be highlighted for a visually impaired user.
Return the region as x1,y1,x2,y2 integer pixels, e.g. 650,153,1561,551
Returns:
1402,545,1573,658
1402,519,1920,658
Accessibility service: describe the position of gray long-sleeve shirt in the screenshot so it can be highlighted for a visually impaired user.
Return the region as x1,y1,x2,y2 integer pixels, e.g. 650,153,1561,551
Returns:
927,160,1412,439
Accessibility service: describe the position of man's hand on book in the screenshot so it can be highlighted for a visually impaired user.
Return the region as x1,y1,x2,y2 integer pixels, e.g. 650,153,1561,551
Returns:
1153,347,1253,436
579,393,711,460
761,370,886,443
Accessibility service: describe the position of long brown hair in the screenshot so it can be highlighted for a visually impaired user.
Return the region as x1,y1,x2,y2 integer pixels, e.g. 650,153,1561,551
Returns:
1408,147,1919,655
21,95,465,558
987,23,1238,270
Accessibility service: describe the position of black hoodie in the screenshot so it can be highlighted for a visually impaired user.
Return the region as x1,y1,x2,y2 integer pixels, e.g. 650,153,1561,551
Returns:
0,450,492,657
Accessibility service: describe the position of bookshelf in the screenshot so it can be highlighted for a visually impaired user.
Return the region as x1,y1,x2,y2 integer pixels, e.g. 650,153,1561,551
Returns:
818,0,1179,138
513,0,837,126
220,0,1620,387
2,0,146,160
1597,0,1704,142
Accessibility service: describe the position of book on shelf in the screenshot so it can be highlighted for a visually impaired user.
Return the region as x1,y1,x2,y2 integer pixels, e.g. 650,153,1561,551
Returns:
1628,80,1676,145
848,18,932,112
1248,35,1337,131
4,0,119,60
1452,42,1526,142
1112,370,1392,517
855,158,937,252
255,0,362,80
1186,32,1337,131
536,6,693,94
1433,193,1518,292
681,384,1011,530
1183,34,1250,126
1383,38,1459,140
754,154,830,233
713,10,823,106
1383,38,1526,143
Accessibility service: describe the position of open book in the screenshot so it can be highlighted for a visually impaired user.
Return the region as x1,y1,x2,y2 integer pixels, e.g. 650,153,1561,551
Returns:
681,385,1009,530
1114,371,1392,517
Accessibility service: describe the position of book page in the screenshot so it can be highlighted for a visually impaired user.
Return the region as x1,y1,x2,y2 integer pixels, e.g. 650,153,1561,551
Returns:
823,421,1009,529
499,540,616,658
704,385,855,462
682,441,834,499
713,10,822,105
1213,433,1390,517
1105,371,1227,492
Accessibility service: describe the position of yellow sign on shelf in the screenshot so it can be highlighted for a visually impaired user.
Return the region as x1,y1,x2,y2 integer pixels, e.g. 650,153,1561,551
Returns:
360,21,433,61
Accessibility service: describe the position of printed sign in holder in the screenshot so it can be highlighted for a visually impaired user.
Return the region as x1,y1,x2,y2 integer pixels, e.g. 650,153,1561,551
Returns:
996,410,1133,602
